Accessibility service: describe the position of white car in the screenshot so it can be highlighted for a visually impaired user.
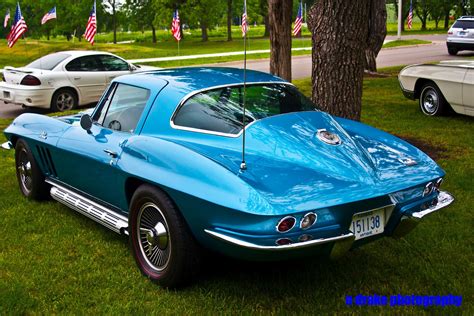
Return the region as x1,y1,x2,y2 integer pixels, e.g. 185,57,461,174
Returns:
0,51,157,111
398,60,474,117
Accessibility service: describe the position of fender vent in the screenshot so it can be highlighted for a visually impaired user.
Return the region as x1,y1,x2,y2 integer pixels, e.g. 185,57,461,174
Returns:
36,146,57,177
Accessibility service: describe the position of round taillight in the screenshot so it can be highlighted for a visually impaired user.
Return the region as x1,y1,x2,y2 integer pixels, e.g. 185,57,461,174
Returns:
423,182,434,197
276,238,292,246
20,75,41,86
435,178,443,190
276,216,296,233
300,212,317,230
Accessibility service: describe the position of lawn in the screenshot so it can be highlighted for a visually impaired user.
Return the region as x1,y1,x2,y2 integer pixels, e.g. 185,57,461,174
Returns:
0,71,472,314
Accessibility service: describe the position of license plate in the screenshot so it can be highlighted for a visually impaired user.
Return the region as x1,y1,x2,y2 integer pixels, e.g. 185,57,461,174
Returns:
350,208,385,240
459,31,467,36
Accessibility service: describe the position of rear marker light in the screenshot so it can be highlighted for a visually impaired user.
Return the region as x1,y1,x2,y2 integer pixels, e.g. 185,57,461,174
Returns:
276,216,296,233
276,238,292,246
20,75,41,86
423,182,434,197
300,212,317,230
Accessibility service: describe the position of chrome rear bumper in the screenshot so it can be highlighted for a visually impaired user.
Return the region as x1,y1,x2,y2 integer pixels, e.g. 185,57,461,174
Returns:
1,141,12,150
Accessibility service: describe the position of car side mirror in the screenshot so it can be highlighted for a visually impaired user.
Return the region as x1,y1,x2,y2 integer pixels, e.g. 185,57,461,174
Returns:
129,64,138,71
80,114,93,133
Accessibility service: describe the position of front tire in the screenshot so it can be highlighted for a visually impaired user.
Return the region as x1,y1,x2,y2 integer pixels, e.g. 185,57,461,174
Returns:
129,184,201,288
51,88,78,112
419,83,448,116
15,139,49,200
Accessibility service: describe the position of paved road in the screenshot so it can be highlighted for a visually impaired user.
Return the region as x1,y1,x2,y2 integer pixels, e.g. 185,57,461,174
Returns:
2,34,473,118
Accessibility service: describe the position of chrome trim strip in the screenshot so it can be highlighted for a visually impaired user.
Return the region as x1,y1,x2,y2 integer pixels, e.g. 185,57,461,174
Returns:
46,180,128,234
204,229,354,251
169,81,295,138
411,190,454,219
1,141,13,150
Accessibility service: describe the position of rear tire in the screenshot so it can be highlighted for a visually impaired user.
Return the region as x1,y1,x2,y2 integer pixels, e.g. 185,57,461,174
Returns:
51,88,78,112
419,83,448,116
14,139,49,200
129,184,201,288
447,47,458,56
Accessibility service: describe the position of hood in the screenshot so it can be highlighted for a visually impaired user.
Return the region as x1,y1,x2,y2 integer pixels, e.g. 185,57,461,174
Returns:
165,112,444,211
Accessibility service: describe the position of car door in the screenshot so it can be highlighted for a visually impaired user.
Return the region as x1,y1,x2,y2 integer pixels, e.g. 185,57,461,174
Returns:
54,82,151,210
463,68,474,116
97,54,132,84
65,55,107,104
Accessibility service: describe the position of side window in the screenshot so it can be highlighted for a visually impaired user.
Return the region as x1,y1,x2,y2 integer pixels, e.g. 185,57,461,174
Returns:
95,83,150,133
99,55,130,71
65,56,101,72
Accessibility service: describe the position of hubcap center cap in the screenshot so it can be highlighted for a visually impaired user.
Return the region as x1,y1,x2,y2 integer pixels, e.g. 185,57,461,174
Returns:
145,222,168,249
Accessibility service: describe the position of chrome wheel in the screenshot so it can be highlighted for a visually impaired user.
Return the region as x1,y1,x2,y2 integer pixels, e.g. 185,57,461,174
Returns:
17,149,33,195
137,202,171,271
421,87,439,115
54,92,75,111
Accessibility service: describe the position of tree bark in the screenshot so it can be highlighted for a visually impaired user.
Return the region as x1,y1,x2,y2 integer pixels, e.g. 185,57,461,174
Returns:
365,0,387,72
308,0,371,121
227,0,233,41
112,0,117,44
268,0,293,81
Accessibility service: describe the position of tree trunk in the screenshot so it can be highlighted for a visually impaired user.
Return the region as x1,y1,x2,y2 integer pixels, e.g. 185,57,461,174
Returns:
268,0,293,81
227,0,232,41
113,0,117,44
444,9,450,29
308,0,371,121
151,25,157,43
201,21,208,42
264,15,270,37
365,0,387,72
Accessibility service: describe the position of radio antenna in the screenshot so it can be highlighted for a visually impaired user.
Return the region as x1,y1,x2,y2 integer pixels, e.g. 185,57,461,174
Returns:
240,0,248,171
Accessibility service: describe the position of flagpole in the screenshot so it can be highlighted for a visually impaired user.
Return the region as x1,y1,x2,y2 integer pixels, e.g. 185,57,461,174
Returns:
240,0,248,171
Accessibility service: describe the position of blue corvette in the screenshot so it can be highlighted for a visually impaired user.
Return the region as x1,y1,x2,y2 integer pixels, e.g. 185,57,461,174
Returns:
2,68,454,287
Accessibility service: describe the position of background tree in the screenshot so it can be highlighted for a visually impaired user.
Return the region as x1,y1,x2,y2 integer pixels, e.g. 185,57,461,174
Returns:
104,0,122,44
227,0,233,41
307,0,373,121
268,0,293,81
183,0,224,41
125,0,159,43
415,0,431,30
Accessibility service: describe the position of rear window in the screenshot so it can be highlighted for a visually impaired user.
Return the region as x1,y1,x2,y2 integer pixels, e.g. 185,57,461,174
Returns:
453,20,474,29
26,53,71,70
172,84,317,135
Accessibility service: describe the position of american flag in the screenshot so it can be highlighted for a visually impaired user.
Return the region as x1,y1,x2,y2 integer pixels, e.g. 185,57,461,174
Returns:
7,3,27,48
171,10,181,41
241,0,249,36
407,0,413,30
3,9,9,28
293,1,303,36
84,1,97,45
41,7,57,25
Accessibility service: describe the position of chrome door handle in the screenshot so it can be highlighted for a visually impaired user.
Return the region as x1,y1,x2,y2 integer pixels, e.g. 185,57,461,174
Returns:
74,77,81,80
103,149,118,158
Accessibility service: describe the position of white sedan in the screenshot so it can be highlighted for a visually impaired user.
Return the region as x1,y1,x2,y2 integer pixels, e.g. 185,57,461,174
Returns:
0,51,157,112
398,60,474,117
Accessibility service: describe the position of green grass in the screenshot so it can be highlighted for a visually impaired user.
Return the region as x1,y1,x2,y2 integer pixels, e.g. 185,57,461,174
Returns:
1,70,472,314
383,39,431,48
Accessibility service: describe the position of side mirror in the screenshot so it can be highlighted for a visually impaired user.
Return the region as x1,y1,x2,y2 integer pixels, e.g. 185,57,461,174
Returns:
80,114,93,133
129,64,138,71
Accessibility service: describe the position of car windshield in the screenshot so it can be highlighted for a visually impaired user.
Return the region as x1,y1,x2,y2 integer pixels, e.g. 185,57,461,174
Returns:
453,20,474,29
26,53,71,70
173,83,317,135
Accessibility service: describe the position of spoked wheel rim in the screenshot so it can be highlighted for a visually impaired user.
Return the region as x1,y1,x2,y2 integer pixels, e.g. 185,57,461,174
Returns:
422,88,439,115
55,92,74,111
17,149,33,194
137,202,171,272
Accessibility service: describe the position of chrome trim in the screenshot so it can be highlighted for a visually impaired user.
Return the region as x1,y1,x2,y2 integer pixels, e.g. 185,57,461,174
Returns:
435,178,443,189
422,182,434,197
169,81,296,138
411,191,454,219
316,129,341,145
275,215,296,233
300,212,317,230
1,141,13,150
204,229,354,251
47,180,128,234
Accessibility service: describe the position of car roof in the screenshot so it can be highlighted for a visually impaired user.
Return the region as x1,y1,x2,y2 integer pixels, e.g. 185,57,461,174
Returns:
52,50,115,58
115,67,287,96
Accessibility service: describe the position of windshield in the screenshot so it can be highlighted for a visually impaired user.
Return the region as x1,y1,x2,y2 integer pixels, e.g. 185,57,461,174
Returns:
26,53,71,70
453,20,474,29
173,83,317,135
